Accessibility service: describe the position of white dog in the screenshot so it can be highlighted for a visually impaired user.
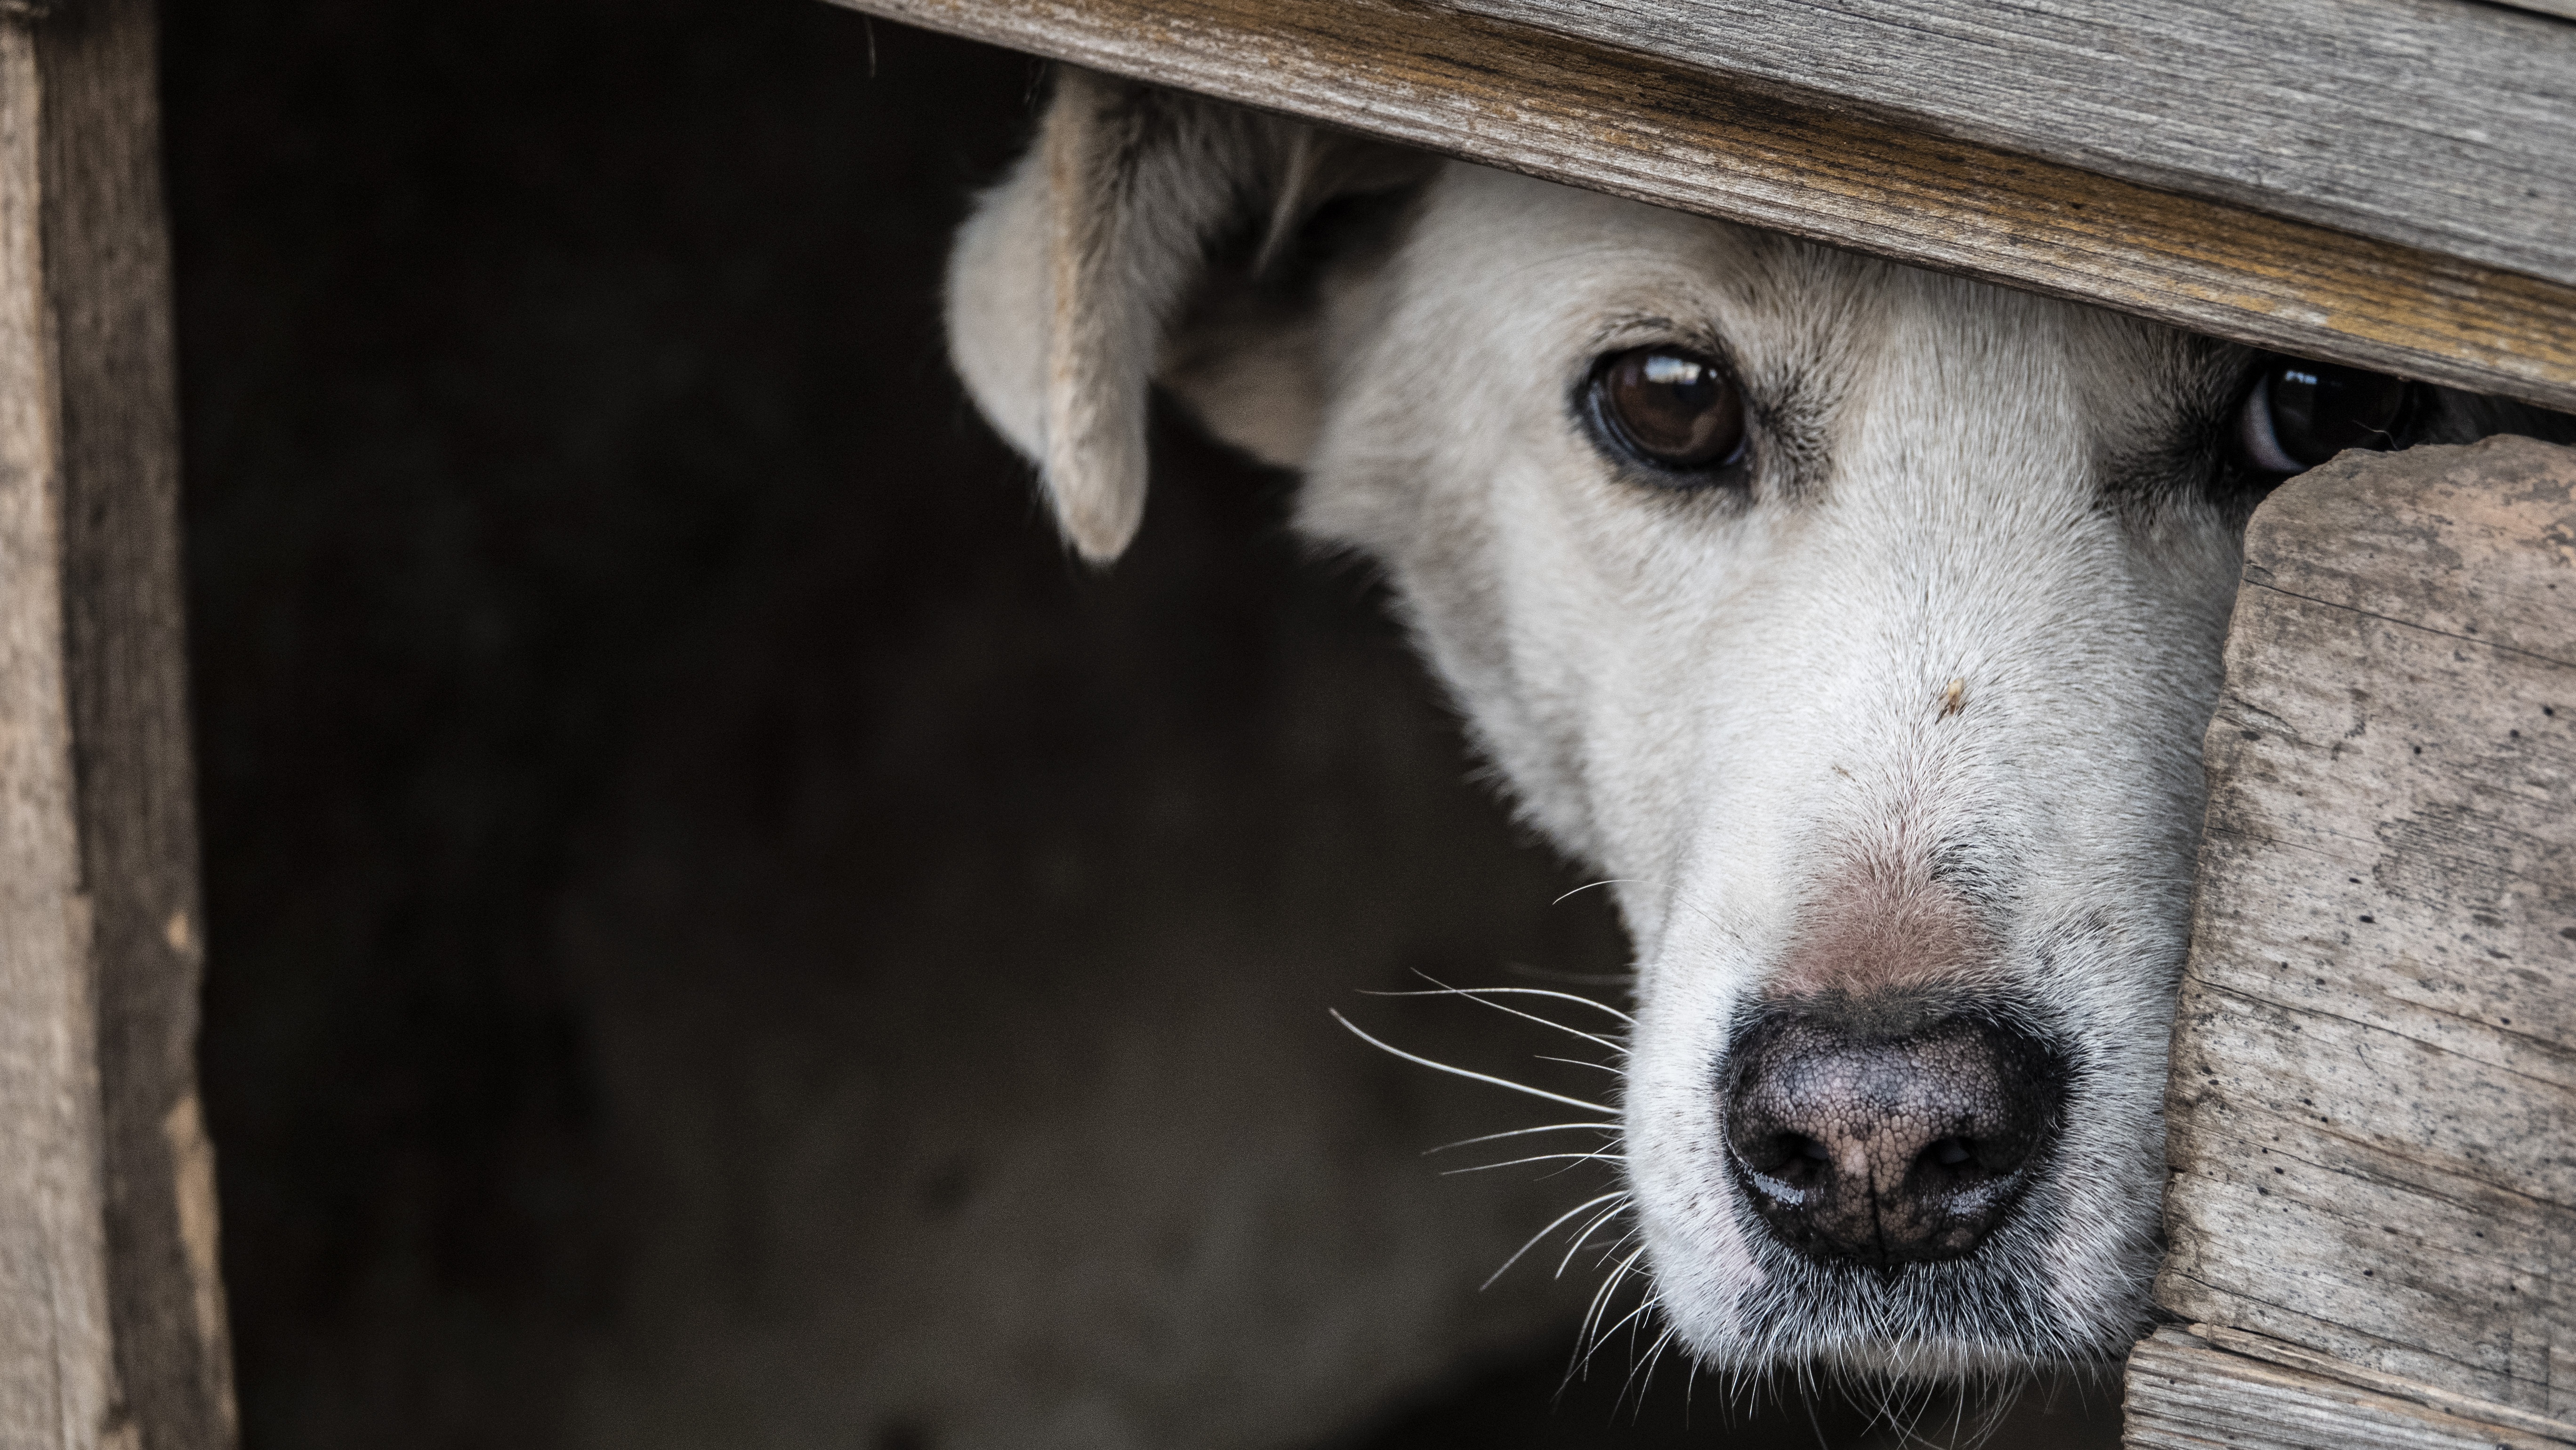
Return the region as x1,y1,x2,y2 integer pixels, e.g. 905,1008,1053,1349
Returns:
942,70,2568,1379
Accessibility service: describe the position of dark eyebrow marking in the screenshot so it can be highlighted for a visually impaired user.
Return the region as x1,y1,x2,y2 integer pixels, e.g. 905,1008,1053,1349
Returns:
2091,340,2249,529
1743,355,1834,502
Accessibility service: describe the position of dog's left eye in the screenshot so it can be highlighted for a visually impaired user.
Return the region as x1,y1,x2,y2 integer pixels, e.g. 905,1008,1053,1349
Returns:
2231,354,2415,477
1587,347,1747,476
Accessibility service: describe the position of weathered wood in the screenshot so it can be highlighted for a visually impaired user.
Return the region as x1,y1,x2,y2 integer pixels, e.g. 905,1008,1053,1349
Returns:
2182,1322,2576,1444
2129,436,2576,1440
0,21,118,1444
0,0,234,1446
1456,0,2576,290
2126,1328,2571,1449
832,0,2576,414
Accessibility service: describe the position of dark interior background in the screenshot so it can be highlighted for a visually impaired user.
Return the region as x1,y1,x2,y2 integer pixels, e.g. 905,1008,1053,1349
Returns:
163,2,2122,1446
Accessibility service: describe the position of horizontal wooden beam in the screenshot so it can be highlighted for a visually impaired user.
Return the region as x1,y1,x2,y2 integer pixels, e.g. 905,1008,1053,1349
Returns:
829,0,2576,414
1459,0,2576,291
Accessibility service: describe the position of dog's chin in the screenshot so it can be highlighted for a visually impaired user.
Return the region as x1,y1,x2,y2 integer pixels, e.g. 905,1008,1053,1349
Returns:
1650,1192,2156,1380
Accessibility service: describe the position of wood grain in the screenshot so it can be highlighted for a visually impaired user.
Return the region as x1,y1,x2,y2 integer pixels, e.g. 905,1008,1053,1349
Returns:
1457,0,2576,290
0,21,120,1444
829,0,2576,413
2141,437,2576,1428
0,0,234,1445
2126,1327,2571,1449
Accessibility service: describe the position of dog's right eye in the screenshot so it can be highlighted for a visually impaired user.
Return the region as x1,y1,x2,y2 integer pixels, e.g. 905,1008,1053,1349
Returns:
1587,347,1747,477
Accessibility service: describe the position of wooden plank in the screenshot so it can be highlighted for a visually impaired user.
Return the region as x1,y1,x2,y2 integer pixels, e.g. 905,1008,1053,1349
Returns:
0,19,120,1444
0,0,236,1446
2125,1327,2571,1449
1454,0,2576,291
831,0,2576,415
2138,437,2576,1427
2190,1322,2576,1445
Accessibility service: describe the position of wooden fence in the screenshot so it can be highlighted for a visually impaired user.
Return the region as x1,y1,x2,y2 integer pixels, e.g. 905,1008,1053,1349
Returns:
0,0,2568,1445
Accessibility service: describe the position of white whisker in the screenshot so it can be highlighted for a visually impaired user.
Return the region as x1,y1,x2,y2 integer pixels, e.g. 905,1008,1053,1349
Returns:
1423,1121,1621,1155
1555,1198,1633,1278
1363,982,1634,1047
1503,962,1638,987
1439,1148,1625,1176
1480,1189,1631,1291
1580,1240,1648,1347
1329,1011,1611,1114
1588,1295,1658,1367
1621,1320,1681,1415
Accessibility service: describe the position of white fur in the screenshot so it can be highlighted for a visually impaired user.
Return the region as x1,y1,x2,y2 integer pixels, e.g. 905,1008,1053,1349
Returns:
1288,172,2232,1370
940,75,2373,1376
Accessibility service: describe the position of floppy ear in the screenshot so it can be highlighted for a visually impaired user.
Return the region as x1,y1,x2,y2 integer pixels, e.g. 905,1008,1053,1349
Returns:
945,68,1429,564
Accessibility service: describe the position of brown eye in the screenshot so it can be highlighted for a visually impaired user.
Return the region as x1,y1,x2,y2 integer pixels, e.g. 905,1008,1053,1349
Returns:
1588,347,1747,475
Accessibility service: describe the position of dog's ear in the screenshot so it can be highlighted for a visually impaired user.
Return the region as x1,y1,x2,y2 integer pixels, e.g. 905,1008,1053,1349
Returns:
946,68,1432,563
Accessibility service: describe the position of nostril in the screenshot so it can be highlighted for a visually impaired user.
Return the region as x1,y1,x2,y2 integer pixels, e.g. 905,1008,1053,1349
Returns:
1738,1130,1828,1181
1756,1132,1831,1191
1915,1129,2036,1181
1911,1133,2024,1187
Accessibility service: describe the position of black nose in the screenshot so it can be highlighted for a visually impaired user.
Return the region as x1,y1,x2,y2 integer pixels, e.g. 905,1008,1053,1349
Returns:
1720,1000,2066,1267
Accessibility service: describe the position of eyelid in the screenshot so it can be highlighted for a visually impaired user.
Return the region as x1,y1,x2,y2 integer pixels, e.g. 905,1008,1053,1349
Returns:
1578,315,1731,364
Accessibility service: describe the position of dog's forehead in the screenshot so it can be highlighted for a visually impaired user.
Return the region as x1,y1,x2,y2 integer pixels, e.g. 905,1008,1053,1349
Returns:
1404,168,1877,352
1401,165,2223,425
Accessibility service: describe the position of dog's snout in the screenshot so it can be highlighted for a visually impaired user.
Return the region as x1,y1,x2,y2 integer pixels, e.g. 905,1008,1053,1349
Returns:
1721,1002,2065,1267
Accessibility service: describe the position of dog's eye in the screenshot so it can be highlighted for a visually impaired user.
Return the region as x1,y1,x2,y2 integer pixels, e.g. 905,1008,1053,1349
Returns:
2232,355,2413,477
1589,347,1747,475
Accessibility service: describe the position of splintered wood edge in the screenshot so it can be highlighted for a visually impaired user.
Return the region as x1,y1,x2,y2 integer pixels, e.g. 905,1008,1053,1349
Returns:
2124,1328,2576,1449
830,0,2576,413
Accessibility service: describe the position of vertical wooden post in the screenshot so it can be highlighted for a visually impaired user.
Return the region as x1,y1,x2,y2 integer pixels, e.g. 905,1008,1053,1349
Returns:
2125,436,2576,1448
0,0,235,1446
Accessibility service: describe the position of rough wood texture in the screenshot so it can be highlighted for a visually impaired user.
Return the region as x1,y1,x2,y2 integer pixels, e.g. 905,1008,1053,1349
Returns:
2126,1328,2571,1449
2138,436,2576,1436
0,0,234,1446
1457,0,2576,290
0,22,118,1444
832,0,2576,414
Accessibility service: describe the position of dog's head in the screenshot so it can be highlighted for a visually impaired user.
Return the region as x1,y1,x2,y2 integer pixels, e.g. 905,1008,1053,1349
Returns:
944,72,2565,1375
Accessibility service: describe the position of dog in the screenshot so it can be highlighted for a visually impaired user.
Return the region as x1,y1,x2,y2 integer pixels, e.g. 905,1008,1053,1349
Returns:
941,68,2572,1379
